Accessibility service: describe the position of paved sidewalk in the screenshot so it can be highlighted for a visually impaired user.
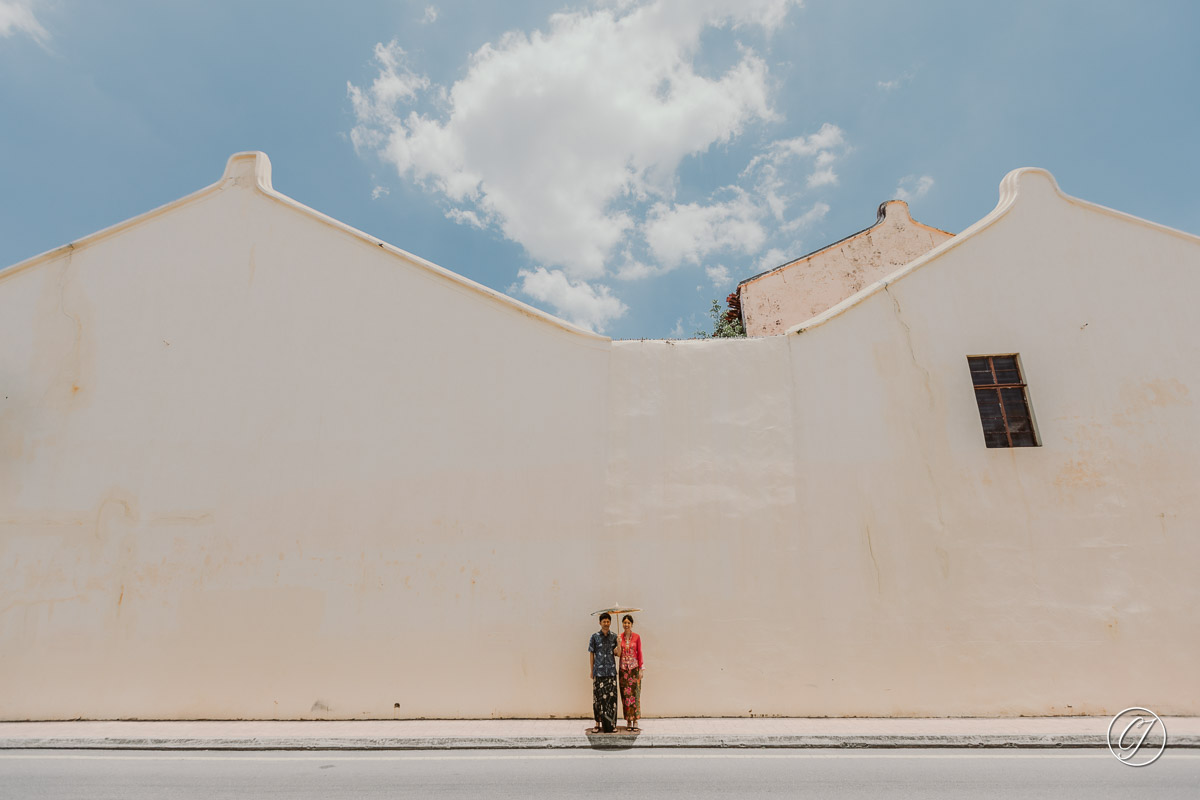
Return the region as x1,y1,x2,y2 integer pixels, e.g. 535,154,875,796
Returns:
1,717,1197,750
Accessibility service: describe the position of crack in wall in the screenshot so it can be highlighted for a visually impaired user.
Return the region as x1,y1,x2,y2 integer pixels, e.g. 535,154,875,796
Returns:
863,522,882,595
885,284,948,533
885,284,934,410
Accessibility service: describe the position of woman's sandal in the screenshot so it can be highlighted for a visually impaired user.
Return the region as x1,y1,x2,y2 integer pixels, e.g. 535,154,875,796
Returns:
631,727,641,733
588,726,602,734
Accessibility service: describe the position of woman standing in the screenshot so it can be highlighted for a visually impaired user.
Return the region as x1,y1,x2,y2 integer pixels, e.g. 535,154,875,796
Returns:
618,614,644,732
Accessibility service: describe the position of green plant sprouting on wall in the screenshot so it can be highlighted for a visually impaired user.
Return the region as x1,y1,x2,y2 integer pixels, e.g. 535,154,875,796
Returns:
696,292,746,338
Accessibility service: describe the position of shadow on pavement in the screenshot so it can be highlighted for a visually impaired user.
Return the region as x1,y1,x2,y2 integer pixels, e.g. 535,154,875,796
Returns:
584,727,639,751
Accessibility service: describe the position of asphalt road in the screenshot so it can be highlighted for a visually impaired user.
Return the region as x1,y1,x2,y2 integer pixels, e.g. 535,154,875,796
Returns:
2,749,1198,799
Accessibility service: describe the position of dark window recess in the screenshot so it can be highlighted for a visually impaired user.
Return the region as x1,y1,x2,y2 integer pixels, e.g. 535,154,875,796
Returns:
968,355,1038,448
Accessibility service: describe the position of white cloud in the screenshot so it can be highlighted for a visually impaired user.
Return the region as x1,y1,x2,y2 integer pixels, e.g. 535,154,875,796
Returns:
615,257,657,281
766,123,846,158
668,318,686,338
806,166,836,188
422,5,438,24
0,0,47,42
749,202,828,272
705,264,731,287
517,267,628,333
445,207,486,228
344,1,862,332
894,174,934,202
349,0,801,283
347,41,430,152
755,246,789,272
744,122,848,203
805,150,837,187
781,200,828,233
877,68,915,92
644,189,765,270
371,185,389,200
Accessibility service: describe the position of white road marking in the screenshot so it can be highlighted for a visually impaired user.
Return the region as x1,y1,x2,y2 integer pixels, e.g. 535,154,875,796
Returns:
2,750,1186,762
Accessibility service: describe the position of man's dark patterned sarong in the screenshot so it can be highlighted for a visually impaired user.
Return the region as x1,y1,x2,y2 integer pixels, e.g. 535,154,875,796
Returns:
592,675,618,732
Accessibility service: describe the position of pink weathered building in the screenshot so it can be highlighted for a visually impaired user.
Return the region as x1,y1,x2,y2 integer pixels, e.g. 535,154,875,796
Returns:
738,200,953,336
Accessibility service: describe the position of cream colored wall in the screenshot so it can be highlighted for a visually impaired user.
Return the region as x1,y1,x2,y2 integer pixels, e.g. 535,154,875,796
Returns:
0,154,613,719
2,157,1198,719
740,200,953,337
783,170,1200,715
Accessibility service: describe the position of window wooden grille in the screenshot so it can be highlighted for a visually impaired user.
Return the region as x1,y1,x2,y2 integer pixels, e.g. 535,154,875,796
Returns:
968,355,1038,448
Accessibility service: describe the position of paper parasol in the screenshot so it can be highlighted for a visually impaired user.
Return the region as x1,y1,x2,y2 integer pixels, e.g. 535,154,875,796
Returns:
592,605,643,616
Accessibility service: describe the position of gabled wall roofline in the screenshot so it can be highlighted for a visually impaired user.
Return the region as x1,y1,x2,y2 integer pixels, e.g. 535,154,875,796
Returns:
0,151,608,343
737,199,952,291
787,168,1200,337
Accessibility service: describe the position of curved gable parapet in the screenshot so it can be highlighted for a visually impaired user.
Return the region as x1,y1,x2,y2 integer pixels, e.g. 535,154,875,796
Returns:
0,151,608,342
875,198,955,238
786,169,1036,336
787,167,1200,337
1001,166,1200,245
221,150,274,191
738,197,953,336
739,199,951,293
997,166,1059,205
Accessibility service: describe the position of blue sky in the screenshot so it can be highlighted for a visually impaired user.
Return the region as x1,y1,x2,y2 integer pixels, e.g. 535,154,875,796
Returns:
2,0,1197,338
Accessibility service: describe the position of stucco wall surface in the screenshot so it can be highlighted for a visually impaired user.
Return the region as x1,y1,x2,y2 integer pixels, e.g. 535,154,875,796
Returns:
740,200,953,337
2,156,1198,719
0,155,612,719
782,171,1200,716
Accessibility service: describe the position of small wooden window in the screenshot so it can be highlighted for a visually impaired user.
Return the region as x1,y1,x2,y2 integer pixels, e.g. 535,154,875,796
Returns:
968,355,1038,448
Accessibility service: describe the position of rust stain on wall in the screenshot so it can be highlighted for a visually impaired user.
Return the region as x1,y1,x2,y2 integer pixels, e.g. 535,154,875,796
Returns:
1112,378,1192,428
149,513,215,525
0,514,89,528
33,254,96,412
1125,378,1191,409
1052,459,1106,489
934,546,950,579
94,491,140,541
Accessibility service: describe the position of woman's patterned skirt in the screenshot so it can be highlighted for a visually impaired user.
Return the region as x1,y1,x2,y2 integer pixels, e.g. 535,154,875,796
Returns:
619,665,641,721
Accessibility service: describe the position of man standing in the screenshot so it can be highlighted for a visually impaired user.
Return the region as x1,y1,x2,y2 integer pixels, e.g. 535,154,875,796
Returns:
588,613,620,733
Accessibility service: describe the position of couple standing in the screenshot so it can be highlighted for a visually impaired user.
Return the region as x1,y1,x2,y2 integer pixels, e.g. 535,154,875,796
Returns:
587,613,644,733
